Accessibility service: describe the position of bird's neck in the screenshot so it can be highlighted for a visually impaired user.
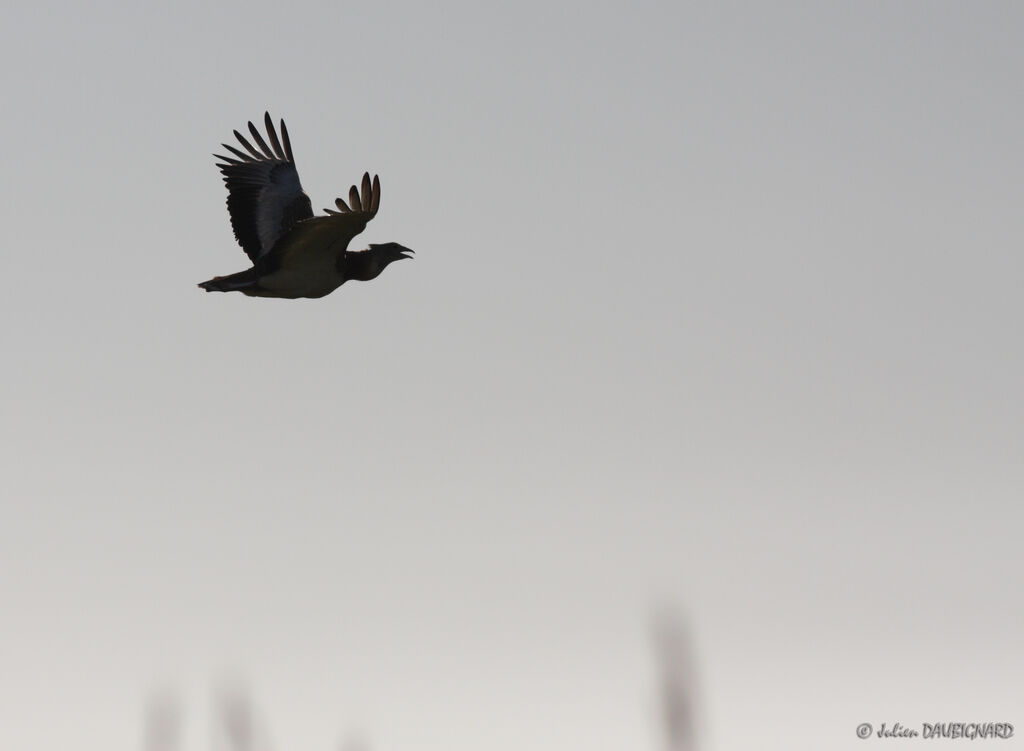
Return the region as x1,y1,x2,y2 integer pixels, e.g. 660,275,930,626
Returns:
341,251,382,282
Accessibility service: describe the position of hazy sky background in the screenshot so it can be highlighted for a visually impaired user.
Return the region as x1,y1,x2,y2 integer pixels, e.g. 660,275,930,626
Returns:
1,2,1021,750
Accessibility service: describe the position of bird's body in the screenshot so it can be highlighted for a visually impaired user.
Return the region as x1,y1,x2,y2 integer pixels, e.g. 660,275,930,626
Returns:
199,113,413,298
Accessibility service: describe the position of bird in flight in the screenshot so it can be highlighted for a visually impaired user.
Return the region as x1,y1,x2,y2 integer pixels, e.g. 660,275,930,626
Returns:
199,113,414,298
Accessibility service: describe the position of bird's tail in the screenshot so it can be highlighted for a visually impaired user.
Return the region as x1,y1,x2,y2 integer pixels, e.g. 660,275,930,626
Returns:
197,268,258,293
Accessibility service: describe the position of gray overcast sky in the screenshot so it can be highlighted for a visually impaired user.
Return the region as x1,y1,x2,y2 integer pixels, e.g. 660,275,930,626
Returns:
1,2,1021,750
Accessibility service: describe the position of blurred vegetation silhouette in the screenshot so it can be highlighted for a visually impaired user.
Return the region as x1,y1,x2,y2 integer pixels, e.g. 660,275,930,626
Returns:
216,687,259,751
654,610,701,751
142,613,701,751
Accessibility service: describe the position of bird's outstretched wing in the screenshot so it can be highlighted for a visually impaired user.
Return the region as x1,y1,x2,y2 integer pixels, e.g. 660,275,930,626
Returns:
265,172,382,265
214,112,314,262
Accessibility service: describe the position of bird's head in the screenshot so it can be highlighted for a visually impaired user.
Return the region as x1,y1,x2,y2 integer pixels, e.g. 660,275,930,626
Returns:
373,242,416,265
345,242,415,282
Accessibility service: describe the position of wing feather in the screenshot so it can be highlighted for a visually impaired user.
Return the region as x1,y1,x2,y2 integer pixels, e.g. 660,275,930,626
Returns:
280,119,295,162
360,173,372,212
370,175,380,216
233,130,264,159
221,143,255,162
328,174,381,218
247,120,275,159
263,112,285,160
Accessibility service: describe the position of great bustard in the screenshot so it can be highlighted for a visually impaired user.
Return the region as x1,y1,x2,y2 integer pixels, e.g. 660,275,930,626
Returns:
198,113,414,298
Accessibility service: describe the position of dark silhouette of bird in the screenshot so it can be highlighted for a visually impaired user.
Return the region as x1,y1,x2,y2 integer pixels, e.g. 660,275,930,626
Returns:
199,113,413,298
